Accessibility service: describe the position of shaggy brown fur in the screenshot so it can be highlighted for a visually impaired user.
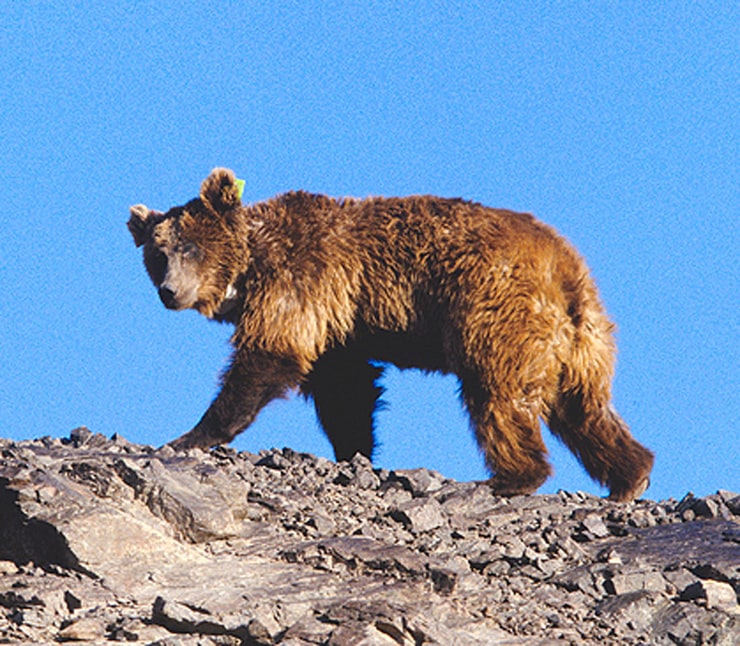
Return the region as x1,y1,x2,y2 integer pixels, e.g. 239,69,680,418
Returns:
128,168,654,501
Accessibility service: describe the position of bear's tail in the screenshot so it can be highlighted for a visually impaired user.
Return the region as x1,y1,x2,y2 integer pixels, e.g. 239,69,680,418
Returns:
547,274,654,501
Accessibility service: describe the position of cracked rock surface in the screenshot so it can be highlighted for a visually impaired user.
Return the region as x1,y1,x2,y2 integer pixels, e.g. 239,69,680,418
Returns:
0,428,738,644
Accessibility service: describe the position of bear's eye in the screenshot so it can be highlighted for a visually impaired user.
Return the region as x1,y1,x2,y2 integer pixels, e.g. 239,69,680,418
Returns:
181,242,201,261
146,248,168,284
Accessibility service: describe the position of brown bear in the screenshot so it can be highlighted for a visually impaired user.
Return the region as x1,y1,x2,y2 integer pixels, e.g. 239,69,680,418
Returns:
128,168,653,501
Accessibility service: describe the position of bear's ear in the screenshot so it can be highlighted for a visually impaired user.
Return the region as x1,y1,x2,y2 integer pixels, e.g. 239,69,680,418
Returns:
200,167,242,214
128,204,153,247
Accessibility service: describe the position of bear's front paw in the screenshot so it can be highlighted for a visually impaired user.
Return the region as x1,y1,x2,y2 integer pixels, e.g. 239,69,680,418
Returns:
167,429,222,452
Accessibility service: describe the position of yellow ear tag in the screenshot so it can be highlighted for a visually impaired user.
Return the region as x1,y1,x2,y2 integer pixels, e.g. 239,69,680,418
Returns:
235,178,245,201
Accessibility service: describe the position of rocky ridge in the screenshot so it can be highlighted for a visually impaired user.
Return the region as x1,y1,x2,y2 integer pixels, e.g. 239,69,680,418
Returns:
0,428,738,644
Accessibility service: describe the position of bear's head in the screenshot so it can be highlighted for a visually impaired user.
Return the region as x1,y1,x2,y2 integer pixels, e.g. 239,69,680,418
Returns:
128,168,245,319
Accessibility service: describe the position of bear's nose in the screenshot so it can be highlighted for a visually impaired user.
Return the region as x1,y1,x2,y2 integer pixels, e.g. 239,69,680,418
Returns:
158,286,177,309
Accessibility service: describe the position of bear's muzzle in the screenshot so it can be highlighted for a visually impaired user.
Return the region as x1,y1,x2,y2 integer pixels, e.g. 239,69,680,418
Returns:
158,286,178,309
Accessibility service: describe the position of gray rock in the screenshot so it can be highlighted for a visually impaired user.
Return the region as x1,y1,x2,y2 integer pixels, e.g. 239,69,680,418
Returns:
603,568,668,595
596,590,671,635
580,513,611,539
389,497,447,533
680,580,740,613
389,468,446,495
0,432,738,644
651,601,740,645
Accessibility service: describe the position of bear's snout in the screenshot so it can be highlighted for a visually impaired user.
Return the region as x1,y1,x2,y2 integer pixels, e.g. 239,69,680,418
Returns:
158,286,178,309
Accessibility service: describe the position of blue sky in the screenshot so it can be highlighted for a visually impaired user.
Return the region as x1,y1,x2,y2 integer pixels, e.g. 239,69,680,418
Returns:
1,2,737,501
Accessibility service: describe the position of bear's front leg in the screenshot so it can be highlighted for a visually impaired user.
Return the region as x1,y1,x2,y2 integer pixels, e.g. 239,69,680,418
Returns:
168,350,304,451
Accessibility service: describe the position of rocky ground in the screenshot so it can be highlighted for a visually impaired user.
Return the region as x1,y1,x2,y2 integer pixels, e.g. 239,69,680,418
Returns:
0,428,738,645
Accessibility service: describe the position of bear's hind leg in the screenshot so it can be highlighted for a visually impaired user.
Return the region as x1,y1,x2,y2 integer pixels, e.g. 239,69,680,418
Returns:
302,349,384,462
548,395,654,502
462,380,553,496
